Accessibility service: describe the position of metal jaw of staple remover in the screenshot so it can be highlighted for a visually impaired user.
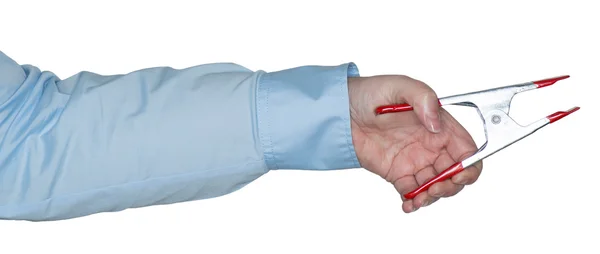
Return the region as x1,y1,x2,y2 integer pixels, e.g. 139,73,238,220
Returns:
375,75,579,199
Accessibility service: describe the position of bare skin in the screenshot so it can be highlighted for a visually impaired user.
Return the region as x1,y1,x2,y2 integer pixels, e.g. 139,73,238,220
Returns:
348,75,483,212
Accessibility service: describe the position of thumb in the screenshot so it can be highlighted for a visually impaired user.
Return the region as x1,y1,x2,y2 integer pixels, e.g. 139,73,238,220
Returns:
395,78,441,133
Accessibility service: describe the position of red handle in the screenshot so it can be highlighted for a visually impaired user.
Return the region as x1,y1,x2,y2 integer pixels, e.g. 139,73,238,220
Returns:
375,103,414,114
404,162,465,199
376,100,442,115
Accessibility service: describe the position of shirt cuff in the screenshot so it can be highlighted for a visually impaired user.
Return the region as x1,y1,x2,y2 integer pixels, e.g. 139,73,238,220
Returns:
256,62,361,170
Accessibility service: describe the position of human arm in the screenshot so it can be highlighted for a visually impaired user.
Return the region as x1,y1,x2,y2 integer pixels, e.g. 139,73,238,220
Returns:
0,50,482,221
0,51,360,221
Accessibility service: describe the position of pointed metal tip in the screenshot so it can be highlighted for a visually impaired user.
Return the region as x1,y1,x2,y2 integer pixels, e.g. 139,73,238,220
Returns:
534,75,570,88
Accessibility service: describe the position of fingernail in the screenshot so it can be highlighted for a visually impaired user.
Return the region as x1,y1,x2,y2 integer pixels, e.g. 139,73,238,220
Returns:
426,113,441,133
428,119,441,133
423,96,441,133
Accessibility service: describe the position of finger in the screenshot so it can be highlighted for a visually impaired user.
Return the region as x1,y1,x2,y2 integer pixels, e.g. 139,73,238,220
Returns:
446,117,483,185
394,175,437,212
445,133,483,185
419,160,463,198
430,184,464,198
449,157,482,185
428,175,464,197
454,162,483,185
433,151,468,190
393,77,441,133
393,176,419,213
413,166,448,206
411,190,436,210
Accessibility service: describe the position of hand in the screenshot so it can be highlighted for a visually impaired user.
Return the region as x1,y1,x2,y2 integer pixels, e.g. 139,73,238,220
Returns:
348,75,483,213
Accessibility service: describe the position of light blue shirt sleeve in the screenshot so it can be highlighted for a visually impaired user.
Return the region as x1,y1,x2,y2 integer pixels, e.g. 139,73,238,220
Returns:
0,50,361,221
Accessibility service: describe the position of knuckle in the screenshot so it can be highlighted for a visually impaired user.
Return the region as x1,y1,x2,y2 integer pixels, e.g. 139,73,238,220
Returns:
410,78,434,91
414,86,437,101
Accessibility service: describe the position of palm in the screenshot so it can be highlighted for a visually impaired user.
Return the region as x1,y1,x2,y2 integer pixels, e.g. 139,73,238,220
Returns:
348,76,482,212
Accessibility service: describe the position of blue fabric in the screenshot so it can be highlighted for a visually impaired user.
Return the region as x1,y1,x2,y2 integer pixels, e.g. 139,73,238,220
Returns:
0,50,361,221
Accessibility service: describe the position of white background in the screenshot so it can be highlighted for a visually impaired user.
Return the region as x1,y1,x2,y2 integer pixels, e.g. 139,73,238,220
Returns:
1,0,598,253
